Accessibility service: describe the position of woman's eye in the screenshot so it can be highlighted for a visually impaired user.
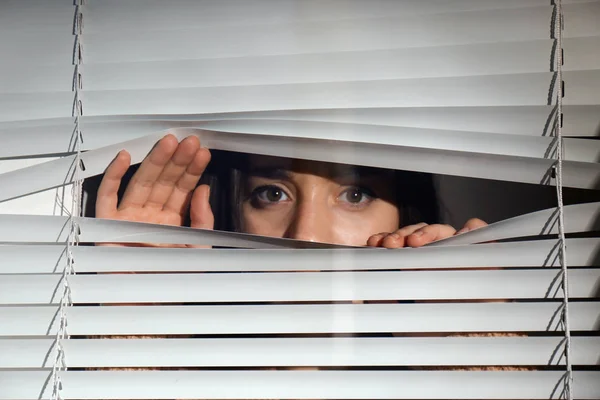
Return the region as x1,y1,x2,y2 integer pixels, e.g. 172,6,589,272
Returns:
340,187,375,205
252,185,289,204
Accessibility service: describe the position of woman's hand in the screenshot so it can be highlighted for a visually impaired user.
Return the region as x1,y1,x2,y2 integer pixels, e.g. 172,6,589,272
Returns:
366,218,488,249
95,134,213,246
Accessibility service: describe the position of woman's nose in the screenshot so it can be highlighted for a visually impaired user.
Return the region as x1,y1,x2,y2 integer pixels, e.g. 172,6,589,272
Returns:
283,201,333,243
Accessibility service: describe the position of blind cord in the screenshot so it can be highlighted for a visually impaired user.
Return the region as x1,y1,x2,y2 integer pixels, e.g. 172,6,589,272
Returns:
553,1,573,399
51,2,84,400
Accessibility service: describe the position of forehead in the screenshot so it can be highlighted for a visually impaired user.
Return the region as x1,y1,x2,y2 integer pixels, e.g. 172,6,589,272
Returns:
246,154,385,178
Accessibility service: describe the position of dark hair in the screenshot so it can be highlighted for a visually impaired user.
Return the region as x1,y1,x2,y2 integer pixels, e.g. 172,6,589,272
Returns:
204,150,439,232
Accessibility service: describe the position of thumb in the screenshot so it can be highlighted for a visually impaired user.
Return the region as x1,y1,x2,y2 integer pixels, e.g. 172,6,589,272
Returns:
190,184,214,230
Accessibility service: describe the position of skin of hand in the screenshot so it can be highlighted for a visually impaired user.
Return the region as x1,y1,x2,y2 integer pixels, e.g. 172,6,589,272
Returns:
96,134,214,247
366,218,488,249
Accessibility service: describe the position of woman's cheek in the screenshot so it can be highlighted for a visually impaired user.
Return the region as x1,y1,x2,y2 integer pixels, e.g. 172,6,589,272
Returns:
242,203,289,238
331,202,400,246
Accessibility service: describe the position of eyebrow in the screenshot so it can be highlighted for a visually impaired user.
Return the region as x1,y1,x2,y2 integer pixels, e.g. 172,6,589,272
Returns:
246,165,381,181
246,167,292,180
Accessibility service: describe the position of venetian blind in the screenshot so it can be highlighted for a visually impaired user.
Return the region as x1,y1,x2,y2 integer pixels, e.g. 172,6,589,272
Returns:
0,0,599,399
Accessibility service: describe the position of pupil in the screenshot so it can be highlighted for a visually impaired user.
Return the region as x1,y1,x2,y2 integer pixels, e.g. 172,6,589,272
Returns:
267,188,281,202
348,189,362,203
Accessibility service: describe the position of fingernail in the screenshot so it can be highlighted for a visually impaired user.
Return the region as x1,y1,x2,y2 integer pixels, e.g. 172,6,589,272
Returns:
412,231,424,237
390,233,400,240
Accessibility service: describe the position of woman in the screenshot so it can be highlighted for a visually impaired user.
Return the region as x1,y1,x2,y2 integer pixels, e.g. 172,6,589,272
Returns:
96,134,486,245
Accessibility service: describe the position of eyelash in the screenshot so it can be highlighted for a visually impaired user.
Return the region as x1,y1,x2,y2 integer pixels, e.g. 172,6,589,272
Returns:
249,185,290,207
249,185,378,208
338,186,377,207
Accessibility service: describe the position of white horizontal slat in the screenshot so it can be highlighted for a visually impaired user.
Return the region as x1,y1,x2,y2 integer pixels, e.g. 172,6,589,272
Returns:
0,30,74,66
0,0,74,33
1,302,597,336
564,36,600,73
3,118,600,162
81,4,600,63
2,104,597,145
0,158,71,215
1,370,598,400
2,131,600,207
2,269,598,304
0,103,584,135
2,71,571,122
0,216,340,249
432,201,600,246
2,238,598,274
118,120,600,162
6,35,594,94
9,41,564,94
2,336,598,368
83,73,565,114
0,203,598,247
0,92,73,123
2,104,598,159
82,0,594,33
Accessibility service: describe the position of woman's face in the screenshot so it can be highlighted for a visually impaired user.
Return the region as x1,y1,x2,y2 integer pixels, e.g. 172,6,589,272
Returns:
241,155,400,246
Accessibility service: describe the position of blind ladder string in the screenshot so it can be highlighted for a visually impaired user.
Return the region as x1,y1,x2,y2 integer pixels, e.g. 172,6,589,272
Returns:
50,2,84,400
553,1,573,399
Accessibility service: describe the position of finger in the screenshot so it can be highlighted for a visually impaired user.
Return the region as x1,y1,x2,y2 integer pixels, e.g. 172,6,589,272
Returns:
366,232,389,247
381,233,405,249
188,185,214,249
394,222,428,237
119,134,178,209
406,224,456,248
457,218,488,234
145,136,201,209
96,150,131,218
190,185,214,230
164,147,211,215
379,223,429,248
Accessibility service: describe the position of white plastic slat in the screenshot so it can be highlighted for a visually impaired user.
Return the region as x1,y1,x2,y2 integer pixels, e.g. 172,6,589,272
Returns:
0,0,74,33
84,73,566,114
2,269,598,304
2,238,598,274
0,104,593,135
0,30,74,66
3,40,563,94
2,105,597,145
2,105,598,159
0,215,341,249
82,0,595,33
0,92,73,123
6,36,595,94
1,302,597,336
2,336,598,368
3,118,600,162
81,4,600,63
0,203,598,246
1,370,599,400
432,201,600,246
1,71,571,123
2,130,600,207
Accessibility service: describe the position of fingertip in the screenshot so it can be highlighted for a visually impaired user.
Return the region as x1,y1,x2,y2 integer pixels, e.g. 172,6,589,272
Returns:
381,233,404,249
116,149,131,164
200,146,211,163
160,133,180,152
406,230,429,248
464,218,488,231
366,233,385,247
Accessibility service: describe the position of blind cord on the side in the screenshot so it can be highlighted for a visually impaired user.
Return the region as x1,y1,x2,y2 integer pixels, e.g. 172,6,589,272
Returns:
553,1,573,399
51,2,84,400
